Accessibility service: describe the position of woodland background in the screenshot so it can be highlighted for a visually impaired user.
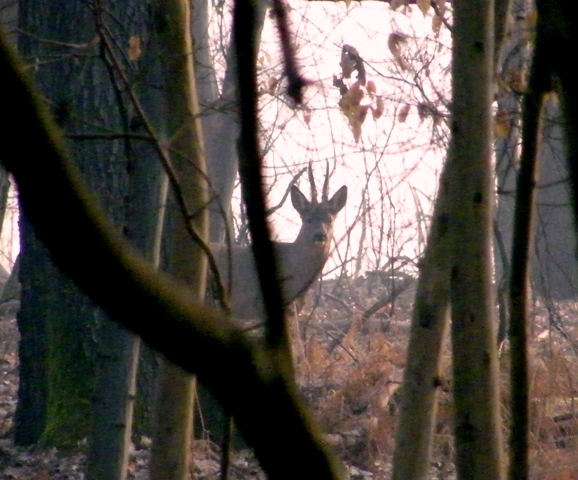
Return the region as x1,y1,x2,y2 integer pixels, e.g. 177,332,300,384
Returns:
1,0,578,479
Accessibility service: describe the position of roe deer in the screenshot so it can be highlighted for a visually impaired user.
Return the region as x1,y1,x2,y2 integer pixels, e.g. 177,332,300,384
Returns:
211,166,347,320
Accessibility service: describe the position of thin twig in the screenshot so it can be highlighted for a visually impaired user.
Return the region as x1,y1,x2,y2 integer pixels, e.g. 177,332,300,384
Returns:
265,167,306,215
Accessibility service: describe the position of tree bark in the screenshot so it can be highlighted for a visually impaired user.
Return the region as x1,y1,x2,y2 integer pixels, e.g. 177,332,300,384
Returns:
449,1,504,478
15,0,147,450
148,0,209,478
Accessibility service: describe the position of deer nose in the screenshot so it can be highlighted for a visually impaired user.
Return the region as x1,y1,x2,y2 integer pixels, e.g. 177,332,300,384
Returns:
313,232,328,243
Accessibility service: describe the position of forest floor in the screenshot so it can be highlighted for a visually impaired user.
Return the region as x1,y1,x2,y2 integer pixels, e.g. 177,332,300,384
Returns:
1,275,578,479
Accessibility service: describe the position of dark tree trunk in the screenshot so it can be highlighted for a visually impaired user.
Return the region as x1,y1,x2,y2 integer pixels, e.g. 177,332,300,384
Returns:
15,0,132,447
13,219,47,445
16,215,96,446
533,102,577,300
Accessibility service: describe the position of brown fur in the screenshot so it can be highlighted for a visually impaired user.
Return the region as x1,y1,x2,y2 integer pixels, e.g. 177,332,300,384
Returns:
211,183,347,320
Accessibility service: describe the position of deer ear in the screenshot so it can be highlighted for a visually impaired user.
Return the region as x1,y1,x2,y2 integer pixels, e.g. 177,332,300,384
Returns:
290,185,311,214
328,186,347,214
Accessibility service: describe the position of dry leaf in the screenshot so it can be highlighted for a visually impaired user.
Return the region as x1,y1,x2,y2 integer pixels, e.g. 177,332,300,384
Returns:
388,32,409,71
372,96,384,120
432,14,443,35
398,103,411,123
417,102,429,122
340,47,358,79
259,50,272,65
267,76,279,95
432,111,443,126
340,45,365,84
366,80,376,96
339,81,368,143
390,0,408,11
416,0,430,16
347,80,364,106
349,105,369,143
128,36,142,62
507,68,525,92
494,111,511,139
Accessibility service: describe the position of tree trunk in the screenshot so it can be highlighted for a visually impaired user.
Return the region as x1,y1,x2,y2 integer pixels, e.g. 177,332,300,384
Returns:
393,2,504,478
192,0,270,448
15,0,138,448
148,0,209,478
533,101,576,300
85,3,167,477
449,1,504,478
494,0,530,345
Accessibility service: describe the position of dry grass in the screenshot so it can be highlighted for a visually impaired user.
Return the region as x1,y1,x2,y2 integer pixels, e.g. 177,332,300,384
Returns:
288,280,578,479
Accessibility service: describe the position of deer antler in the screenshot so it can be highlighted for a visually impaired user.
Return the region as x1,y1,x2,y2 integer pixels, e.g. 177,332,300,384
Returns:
308,162,318,204
322,160,330,203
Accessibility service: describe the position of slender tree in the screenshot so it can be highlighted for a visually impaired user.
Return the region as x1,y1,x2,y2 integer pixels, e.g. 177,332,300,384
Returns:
85,7,166,475
148,0,209,477
393,1,504,478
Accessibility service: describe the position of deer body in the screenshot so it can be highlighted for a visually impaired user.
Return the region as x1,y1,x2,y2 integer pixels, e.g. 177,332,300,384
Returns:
211,178,347,320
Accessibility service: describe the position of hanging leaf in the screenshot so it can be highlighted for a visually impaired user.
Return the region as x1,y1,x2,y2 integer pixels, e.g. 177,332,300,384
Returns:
340,44,366,85
417,102,429,122
366,80,376,96
258,50,272,67
388,32,409,71
340,46,358,79
494,110,511,138
390,0,409,11
350,105,369,143
398,103,411,123
372,96,384,120
338,86,363,124
339,81,368,143
416,0,430,16
507,68,526,93
267,76,280,95
432,14,443,35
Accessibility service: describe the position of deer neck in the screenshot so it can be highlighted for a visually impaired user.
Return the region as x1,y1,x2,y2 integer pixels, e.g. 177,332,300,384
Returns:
274,236,331,303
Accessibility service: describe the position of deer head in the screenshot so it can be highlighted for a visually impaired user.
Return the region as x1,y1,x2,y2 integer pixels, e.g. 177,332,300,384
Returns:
210,163,347,320
290,164,347,251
